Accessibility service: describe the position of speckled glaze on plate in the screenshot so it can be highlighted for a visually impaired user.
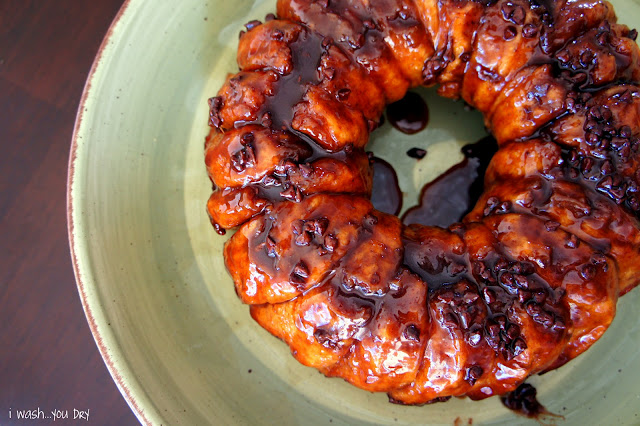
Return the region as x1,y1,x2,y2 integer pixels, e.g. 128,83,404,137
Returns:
68,0,640,424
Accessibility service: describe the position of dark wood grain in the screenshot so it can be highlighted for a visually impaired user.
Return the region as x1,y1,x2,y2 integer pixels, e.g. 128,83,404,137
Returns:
0,1,139,424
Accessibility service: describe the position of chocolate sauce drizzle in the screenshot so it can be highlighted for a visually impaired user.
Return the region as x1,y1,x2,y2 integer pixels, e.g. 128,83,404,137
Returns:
236,27,325,130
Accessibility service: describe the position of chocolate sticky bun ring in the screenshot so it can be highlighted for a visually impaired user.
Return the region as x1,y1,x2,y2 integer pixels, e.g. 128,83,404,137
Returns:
204,0,640,404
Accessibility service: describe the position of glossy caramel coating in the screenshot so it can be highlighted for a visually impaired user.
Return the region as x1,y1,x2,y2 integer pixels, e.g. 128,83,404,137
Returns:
204,0,640,405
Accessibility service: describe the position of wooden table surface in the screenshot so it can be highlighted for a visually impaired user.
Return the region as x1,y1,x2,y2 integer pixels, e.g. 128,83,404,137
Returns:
0,1,139,424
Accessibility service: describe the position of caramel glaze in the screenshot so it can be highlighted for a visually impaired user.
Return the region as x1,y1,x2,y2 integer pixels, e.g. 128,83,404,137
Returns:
205,0,640,405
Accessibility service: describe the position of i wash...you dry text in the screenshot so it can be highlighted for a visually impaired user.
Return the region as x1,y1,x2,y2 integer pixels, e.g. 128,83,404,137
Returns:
9,407,90,421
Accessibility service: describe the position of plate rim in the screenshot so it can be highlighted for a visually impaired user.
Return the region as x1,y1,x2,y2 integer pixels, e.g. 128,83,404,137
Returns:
66,0,151,424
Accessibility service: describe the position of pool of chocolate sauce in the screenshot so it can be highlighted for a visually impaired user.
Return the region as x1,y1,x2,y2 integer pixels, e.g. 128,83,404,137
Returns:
371,157,403,215
500,383,561,421
402,136,498,228
386,91,430,134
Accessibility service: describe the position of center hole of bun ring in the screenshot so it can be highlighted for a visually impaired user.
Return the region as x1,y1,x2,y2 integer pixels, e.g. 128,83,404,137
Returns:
370,89,498,227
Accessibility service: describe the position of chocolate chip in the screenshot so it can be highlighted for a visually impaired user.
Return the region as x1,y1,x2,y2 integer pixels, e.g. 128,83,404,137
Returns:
290,261,309,283
463,291,480,304
506,323,521,340
544,220,560,232
484,197,500,216
525,302,542,317
267,28,283,41
500,272,518,293
522,23,537,38
553,316,566,331
348,33,365,49
244,20,261,30
261,112,273,128
619,125,633,139
494,257,509,273
498,201,512,214
513,274,530,289
299,163,313,177
295,231,312,246
336,88,351,101
322,67,335,81
580,50,595,67
533,291,546,304
291,220,304,235
581,264,596,280
458,311,472,330
323,234,338,253
501,3,525,25
262,175,280,186
265,236,277,258
596,31,610,46
315,218,329,236
403,324,421,341
265,13,277,21
313,328,336,348
511,338,527,358
511,5,525,25
438,290,455,303
363,19,376,30
422,57,446,84
600,160,613,176
518,290,532,303
565,234,580,249
466,327,483,346
504,26,517,41
518,262,536,275
276,159,297,174
208,96,223,128
281,185,302,202
449,263,467,275
581,157,594,174
465,365,484,385
344,143,354,154
486,320,501,339
483,287,497,304
211,221,227,236
443,313,459,328
364,213,378,226
232,141,256,172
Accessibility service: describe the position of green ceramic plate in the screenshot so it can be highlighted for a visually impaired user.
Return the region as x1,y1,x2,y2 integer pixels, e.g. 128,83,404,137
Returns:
69,0,640,424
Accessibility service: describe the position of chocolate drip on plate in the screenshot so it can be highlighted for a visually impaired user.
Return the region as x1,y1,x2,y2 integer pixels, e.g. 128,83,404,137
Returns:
386,91,430,134
402,136,498,228
371,156,402,215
